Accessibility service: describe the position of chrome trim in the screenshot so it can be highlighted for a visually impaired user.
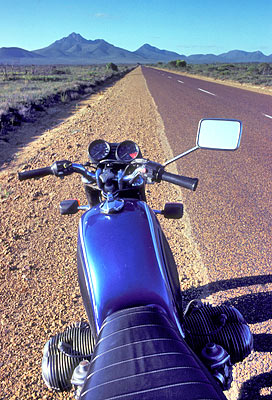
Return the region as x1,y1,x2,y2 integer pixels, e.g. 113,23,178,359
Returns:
78,218,99,333
196,118,242,150
99,194,124,214
78,205,90,211
163,146,199,167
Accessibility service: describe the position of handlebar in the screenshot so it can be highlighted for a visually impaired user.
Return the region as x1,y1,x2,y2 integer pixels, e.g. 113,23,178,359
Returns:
18,160,198,191
18,167,53,181
18,161,96,182
159,170,198,191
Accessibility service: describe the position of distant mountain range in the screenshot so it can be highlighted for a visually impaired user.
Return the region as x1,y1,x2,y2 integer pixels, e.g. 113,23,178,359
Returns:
0,33,271,65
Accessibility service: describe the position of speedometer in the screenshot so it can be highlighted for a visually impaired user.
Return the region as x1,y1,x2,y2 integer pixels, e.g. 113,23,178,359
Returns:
88,140,110,162
116,140,139,162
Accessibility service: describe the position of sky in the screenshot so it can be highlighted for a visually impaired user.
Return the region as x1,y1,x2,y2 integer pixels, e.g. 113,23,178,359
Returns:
0,0,271,55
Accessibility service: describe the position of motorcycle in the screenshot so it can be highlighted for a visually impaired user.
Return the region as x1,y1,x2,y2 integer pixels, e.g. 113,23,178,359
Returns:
18,118,253,400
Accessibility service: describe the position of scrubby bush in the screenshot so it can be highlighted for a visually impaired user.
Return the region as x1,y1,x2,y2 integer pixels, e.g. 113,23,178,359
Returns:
176,60,187,68
51,67,69,75
168,60,178,68
106,62,118,72
258,63,272,75
167,60,187,69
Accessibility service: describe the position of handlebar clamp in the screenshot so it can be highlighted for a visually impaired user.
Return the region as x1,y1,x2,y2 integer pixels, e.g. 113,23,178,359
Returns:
51,160,73,178
144,161,163,183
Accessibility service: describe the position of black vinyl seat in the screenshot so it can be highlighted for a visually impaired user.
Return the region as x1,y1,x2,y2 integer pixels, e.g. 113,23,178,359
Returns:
80,305,227,400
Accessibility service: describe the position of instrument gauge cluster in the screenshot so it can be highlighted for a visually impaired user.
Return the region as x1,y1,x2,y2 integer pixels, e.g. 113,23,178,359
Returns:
88,139,141,163
88,140,111,163
116,140,139,162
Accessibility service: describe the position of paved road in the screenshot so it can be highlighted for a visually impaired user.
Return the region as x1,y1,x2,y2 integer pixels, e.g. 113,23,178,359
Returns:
142,66,272,281
142,66,272,398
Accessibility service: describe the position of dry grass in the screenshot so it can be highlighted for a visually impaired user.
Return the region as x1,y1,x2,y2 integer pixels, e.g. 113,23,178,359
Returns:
0,65,130,115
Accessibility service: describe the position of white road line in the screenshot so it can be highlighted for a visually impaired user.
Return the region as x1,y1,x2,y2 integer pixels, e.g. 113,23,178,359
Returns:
177,80,184,83
168,76,172,79
263,113,272,119
198,88,216,96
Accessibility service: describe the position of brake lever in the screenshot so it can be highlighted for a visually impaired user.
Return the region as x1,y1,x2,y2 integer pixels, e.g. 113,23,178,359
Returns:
123,167,147,184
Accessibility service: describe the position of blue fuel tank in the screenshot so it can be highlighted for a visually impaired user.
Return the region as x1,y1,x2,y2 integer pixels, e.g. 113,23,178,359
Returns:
77,199,179,335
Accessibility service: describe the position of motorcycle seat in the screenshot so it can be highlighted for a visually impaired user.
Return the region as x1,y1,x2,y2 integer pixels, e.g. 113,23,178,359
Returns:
80,305,227,400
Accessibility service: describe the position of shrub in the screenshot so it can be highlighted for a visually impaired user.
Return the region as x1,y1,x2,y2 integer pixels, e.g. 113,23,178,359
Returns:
106,63,118,72
168,60,178,68
176,60,187,68
258,63,272,75
51,67,69,75
247,65,258,74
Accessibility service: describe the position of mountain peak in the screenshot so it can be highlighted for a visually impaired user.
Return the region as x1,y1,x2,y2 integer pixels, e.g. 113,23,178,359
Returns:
141,43,153,48
67,32,86,41
137,43,157,51
60,32,88,44
134,43,183,61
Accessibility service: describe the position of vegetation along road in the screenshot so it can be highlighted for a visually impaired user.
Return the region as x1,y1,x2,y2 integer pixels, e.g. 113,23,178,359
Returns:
143,66,272,399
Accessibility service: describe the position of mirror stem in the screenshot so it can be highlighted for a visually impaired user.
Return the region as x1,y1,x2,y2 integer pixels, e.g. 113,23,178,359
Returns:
163,146,199,167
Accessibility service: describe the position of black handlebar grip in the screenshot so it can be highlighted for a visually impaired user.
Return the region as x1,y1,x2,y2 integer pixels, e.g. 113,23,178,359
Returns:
18,167,53,181
160,170,198,191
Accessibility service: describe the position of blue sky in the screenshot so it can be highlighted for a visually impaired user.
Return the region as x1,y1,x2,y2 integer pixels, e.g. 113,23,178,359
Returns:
1,0,271,55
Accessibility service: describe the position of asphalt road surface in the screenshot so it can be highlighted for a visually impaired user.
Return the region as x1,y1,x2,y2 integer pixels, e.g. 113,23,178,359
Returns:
142,66,272,399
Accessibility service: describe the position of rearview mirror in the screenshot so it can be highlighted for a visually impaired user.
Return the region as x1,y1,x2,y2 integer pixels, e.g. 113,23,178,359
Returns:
196,119,242,150
163,118,243,168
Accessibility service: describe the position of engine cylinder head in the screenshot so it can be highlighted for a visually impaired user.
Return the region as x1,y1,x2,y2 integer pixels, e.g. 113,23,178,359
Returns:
183,302,253,364
42,321,95,391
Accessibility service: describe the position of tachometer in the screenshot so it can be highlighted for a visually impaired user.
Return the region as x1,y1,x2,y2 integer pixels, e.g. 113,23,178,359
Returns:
88,140,110,163
116,140,139,162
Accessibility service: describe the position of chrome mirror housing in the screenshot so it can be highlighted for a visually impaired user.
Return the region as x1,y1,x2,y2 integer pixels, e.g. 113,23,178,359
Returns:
196,118,242,150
